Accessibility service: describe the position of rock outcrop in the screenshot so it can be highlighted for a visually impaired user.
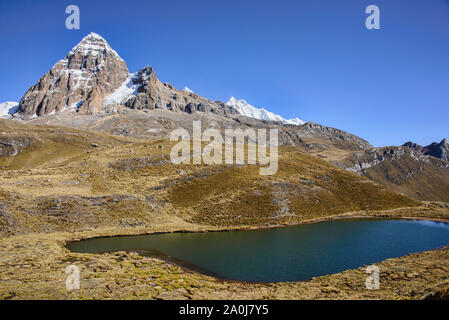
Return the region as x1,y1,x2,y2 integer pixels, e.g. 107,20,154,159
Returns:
0,136,34,157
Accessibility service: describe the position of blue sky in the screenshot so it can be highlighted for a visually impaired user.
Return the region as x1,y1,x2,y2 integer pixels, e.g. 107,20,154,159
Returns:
1,0,448,147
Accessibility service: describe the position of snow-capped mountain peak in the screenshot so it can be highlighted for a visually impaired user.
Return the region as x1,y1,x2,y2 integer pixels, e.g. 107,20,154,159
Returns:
68,32,123,61
0,101,19,118
225,96,304,126
18,32,129,116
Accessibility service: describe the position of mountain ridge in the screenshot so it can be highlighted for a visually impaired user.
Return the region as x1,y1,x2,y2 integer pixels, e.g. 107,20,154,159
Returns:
403,139,449,161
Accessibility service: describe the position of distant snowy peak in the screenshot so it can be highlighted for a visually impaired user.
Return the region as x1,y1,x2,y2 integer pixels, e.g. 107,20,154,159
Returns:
225,97,304,126
283,117,305,126
183,87,194,93
0,101,19,118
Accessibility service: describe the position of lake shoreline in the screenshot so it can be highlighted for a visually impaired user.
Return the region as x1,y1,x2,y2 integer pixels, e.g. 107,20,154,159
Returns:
2,203,449,299
64,213,449,285
64,212,449,244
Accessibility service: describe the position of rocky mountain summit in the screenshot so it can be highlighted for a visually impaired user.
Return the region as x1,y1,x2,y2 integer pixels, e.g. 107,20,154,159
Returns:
403,139,449,161
109,66,237,116
18,33,129,116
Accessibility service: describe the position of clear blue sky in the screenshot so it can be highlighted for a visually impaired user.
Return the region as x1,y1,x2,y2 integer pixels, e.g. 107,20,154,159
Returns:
1,0,448,147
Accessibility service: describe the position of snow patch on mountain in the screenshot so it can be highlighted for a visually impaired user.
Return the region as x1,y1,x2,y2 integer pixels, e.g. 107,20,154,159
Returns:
103,73,141,106
225,97,304,126
183,87,194,93
0,102,19,118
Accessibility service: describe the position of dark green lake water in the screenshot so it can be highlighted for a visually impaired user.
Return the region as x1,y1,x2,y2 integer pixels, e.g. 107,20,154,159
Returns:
67,219,449,282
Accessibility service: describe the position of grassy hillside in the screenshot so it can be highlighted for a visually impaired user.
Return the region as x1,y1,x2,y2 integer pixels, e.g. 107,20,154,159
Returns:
168,147,417,226
0,119,417,237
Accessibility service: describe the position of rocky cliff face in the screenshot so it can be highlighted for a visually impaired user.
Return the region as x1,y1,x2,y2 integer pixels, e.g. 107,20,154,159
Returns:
403,139,449,161
17,33,129,116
